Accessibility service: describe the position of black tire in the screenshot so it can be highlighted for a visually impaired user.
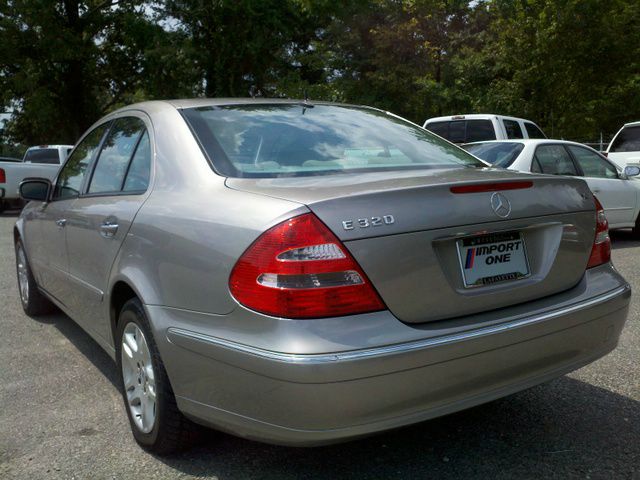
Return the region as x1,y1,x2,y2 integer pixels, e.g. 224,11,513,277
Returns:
15,239,56,316
0,200,6,214
115,298,201,455
632,215,640,240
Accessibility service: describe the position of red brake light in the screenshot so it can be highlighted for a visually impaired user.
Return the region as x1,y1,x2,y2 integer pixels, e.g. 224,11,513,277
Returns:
229,213,385,319
0,168,5,183
450,181,533,194
587,197,611,268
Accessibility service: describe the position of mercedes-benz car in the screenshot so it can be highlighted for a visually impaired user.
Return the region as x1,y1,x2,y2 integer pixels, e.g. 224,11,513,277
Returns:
14,100,631,454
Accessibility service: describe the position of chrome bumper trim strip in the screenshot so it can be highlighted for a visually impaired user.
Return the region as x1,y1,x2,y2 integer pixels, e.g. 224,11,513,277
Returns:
167,285,630,365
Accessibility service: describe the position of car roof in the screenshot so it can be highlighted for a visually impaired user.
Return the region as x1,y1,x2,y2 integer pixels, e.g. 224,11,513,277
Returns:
26,144,74,150
464,139,589,148
424,114,538,123
622,120,640,127
116,98,377,112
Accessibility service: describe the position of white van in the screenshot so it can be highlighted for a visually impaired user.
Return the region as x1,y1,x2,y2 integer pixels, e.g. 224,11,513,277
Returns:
423,114,546,144
606,121,640,168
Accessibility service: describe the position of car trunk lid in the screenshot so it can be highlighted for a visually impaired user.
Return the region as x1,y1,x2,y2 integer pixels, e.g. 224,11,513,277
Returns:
226,168,596,323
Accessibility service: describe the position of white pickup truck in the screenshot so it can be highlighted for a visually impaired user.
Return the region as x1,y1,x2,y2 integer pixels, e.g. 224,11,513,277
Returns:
606,121,640,168
0,145,72,212
423,114,546,144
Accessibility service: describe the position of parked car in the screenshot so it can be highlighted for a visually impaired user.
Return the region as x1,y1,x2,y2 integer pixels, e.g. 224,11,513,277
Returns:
15,100,630,454
423,114,546,144
0,145,72,212
606,121,640,168
464,139,640,234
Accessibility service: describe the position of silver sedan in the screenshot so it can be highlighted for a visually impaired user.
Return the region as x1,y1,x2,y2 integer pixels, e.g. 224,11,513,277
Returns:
14,100,630,454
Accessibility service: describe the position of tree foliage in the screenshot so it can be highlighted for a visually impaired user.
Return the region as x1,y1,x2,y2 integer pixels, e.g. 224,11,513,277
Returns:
1,0,639,148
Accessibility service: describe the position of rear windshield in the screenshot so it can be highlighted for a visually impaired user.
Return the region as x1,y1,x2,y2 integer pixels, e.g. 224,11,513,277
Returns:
463,142,525,168
425,119,496,143
182,104,484,178
23,148,59,164
610,125,640,153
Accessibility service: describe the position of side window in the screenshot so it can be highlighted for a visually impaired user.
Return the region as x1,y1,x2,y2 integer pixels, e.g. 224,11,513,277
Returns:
53,124,109,200
610,126,640,153
531,156,543,173
568,145,618,179
524,122,546,139
503,119,524,139
533,145,578,176
88,117,146,194
465,120,496,142
123,131,151,192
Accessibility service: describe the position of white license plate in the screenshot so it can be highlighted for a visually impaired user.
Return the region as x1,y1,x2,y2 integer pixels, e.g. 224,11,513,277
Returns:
457,231,530,288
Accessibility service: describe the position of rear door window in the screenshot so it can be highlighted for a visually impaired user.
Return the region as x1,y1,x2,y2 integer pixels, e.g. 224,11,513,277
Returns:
610,125,640,152
503,119,524,139
23,148,59,164
53,124,110,200
533,145,578,175
122,131,151,192
88,117,146,194
524,122,546,139
568,145,618,179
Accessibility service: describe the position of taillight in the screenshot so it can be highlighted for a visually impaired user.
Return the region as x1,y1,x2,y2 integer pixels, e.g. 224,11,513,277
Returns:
449,181,533,194
0,168,5,183
229,213,385,318
587,197,611,268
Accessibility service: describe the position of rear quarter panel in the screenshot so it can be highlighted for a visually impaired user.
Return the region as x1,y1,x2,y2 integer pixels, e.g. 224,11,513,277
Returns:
106,102,306,346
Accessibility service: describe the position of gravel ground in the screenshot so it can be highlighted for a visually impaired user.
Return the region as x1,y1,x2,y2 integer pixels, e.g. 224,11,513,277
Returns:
0,211,638,480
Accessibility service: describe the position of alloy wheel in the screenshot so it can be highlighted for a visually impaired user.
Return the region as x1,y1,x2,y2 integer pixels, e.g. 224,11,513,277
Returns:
16,245,29,304
121,322,157,434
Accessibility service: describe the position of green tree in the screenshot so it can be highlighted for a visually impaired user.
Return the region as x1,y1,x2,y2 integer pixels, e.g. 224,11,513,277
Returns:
458,0,640,140
0,1,190,145
162,0,327,97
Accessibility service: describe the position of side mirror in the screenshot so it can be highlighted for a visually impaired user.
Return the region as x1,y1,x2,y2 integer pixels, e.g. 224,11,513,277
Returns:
624,166,640,177
20,179,52,202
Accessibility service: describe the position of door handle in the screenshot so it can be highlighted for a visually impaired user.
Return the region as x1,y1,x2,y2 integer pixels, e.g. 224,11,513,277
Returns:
100,221,119,238
55,218,66,228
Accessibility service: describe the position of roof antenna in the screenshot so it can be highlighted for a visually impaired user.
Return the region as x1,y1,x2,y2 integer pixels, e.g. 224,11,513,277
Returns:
302,89,313,114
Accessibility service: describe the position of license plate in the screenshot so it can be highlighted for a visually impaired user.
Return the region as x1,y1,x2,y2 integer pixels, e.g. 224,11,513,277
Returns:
457,231,530,288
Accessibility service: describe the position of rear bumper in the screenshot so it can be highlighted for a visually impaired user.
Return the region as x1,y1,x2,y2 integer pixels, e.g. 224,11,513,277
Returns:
151,265,630,446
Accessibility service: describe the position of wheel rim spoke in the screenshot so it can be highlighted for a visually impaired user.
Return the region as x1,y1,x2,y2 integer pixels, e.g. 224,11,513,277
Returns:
121,321,157,434
16,247,29,303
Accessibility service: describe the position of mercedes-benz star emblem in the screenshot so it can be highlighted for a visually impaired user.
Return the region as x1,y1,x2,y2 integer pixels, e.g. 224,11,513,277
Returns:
490,192,511,218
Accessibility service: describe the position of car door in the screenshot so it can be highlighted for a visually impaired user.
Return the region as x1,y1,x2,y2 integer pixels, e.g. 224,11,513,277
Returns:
34,123,110,304
530,144,580,177
567,144,638,227
63,115,152,339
